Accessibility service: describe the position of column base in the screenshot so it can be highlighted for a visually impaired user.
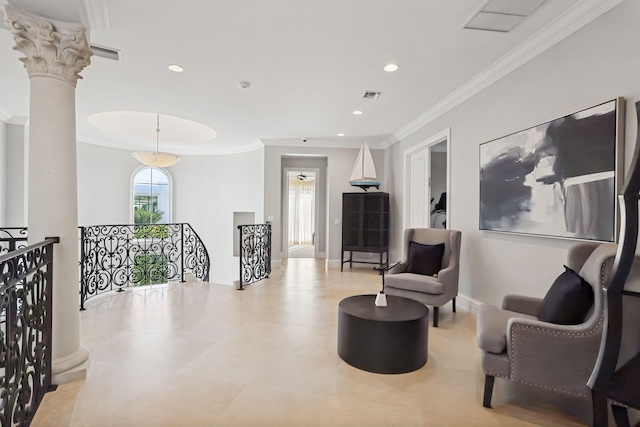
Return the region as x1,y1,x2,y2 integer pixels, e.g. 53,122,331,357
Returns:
52,346,91,385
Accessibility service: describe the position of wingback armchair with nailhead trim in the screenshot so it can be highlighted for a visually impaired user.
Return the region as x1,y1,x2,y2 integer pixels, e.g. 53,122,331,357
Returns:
476,242,616,408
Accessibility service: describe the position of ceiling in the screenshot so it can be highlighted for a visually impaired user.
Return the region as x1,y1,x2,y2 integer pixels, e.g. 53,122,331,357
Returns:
0,0,620,155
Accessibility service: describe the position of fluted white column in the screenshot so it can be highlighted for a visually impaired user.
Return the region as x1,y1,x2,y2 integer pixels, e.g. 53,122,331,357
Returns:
4,5,93,384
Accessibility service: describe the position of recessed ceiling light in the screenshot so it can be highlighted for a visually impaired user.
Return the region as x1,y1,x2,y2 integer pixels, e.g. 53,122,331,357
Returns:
168,64,184,73
384,64,399,72
337,133,345,136
353,110,363,115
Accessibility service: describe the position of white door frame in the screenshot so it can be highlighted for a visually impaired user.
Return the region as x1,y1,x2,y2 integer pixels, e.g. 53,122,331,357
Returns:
282,167,320,259
402,128,451,230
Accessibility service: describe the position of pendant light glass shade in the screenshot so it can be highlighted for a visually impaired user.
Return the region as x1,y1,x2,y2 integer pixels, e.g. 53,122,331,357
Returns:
131,151,180,167
132,114,180,167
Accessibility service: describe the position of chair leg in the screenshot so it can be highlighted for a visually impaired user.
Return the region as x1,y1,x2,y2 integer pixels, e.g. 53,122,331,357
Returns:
591,389,609,427
483,375,495,408
433,307,439,327
611,404,631,427
452,297,456,313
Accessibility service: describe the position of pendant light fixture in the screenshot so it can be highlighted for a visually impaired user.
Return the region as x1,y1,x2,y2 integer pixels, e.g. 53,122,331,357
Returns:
132,114,180,167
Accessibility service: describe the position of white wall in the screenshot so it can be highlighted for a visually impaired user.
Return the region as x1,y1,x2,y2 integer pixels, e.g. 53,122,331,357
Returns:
0,121,5,226
386,0,640,308
77,142,265,286
77,143,138,225
264,145,386,265
4,123,27,226
172,148,264,285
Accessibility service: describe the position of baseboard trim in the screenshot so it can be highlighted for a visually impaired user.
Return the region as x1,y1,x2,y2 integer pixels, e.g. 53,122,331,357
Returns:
327,259,340,268
457,293,483,315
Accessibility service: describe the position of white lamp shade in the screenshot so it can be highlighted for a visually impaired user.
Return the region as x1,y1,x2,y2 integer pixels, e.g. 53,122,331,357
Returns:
132,151,180,167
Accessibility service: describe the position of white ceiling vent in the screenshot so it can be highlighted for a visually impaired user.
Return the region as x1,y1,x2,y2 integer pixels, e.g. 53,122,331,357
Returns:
462,0,549,33
363,91,382,99
90,44,121,60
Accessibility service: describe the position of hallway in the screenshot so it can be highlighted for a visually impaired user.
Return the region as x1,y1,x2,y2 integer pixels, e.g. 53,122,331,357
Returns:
34,259,586,426
287,244,315,258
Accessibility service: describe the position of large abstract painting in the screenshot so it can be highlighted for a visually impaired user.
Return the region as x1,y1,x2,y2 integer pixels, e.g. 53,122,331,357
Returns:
479,99,624,242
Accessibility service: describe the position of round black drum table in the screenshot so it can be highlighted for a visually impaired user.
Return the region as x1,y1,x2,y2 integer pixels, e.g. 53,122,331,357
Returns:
337,294,429,374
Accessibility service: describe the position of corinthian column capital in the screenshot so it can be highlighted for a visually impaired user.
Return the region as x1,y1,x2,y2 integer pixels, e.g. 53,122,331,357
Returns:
4,5,92,86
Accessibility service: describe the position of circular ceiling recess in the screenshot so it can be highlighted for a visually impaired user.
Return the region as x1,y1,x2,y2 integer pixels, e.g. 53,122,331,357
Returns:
89,111,217,144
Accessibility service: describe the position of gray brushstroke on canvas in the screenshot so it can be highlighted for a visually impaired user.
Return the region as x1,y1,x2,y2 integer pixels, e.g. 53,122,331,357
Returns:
564,176,615,241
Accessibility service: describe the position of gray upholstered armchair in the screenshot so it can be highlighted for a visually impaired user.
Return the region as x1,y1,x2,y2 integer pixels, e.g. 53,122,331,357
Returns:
385,228,462,327
476,242,617,408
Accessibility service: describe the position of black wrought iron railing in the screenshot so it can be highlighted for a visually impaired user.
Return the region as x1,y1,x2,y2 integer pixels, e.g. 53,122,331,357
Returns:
1,224,210,310
0,236,58,427
80,223,209,309
238,223,272,290
0,227,28,255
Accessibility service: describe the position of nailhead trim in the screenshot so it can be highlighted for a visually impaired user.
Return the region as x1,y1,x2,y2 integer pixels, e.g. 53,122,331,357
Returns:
484,371,508,379
602,256,612,285
511,380,588,398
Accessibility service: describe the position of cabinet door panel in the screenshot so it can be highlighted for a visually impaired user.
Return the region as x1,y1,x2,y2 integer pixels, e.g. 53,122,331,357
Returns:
342,192,389,250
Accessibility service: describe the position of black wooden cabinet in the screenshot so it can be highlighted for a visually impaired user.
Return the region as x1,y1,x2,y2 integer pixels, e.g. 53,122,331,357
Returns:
341,192,389,271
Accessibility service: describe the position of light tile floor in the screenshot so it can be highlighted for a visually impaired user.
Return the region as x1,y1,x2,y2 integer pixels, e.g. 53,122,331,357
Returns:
33,259,589,426
288,245,315,258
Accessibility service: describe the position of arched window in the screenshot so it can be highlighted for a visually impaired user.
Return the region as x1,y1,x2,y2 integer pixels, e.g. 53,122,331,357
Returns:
131,167,172,224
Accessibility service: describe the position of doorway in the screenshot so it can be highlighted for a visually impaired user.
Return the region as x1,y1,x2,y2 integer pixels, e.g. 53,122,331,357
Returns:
403,129,451,229
286,170,317,258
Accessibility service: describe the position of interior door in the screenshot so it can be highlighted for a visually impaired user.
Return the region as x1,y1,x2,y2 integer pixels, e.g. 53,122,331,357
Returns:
404,129,450,230
409,149,430,228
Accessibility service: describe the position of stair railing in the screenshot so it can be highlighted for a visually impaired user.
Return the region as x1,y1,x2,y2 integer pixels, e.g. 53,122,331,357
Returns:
79,223,210,309
0,236,59,426
238,223,272,290
0,227,28,255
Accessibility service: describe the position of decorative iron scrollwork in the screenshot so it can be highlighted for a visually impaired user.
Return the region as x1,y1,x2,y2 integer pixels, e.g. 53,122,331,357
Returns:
79,223,210,309
0,237,57,427
238,224,272,289
0,228,28,255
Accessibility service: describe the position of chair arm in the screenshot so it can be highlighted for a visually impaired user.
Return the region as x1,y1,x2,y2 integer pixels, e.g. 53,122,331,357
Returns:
502,295,543,317
507,316,603,396
437,265,457,283
389,262,408,275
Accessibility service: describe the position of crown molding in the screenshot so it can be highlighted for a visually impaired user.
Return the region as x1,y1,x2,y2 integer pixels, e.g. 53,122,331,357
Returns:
76,132,265,156
78,0,110,31
0,105,11,122
0,108,28,126
379,138,395,150
390,0,624,145
6,115,28,126
261,137,389,150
